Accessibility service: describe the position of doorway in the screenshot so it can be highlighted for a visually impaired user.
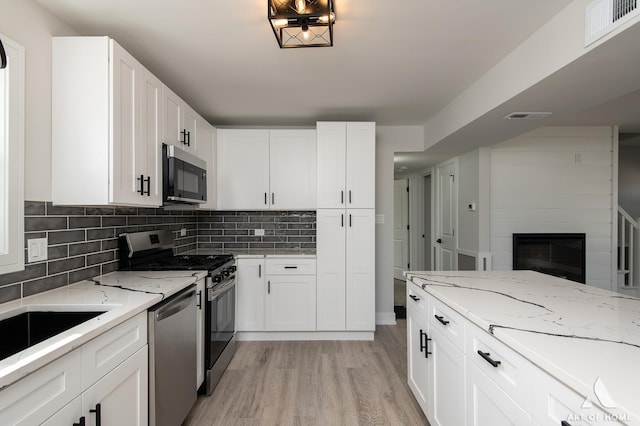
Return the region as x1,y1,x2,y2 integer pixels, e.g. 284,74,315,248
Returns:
393,178,409,319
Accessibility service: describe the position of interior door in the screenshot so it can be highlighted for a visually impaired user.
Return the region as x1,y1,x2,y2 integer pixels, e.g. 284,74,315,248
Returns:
435,161,457,270
394,178,410,279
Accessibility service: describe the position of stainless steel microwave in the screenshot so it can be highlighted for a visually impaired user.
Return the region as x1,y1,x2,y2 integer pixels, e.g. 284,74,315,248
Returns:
162,144,207,204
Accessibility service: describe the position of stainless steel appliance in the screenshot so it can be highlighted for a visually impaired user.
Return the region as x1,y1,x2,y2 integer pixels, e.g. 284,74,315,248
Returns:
162,143,207,205
148,285,197,426
119,230,237,396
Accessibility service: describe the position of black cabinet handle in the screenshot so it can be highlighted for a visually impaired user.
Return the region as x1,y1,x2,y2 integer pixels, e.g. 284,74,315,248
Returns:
434,315,450,326
144,176,151,196
477,350,501,367
349,214,352,227
186,131,191,146
419,329,432,358
409,294,420,302
137,174,145,195
349,190,352,204
267,280,271,294
181,129,187,145
258,264,262,278
90,403,101,426
272,192,275,205
561,422,572,426
73,417,86,426
341,214,344,227
341,190,344,204
284,266,298,269
197,290,202,309
264,192,268,205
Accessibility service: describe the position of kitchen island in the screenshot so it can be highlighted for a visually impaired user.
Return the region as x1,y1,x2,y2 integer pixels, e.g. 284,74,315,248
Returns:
405,270,640,425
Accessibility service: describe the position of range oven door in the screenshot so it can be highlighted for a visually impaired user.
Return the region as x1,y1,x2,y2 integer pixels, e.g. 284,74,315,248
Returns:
204,275,236,394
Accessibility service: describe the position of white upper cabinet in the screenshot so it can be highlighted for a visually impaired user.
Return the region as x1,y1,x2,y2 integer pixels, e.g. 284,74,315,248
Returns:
217,129,270,210
217,129,316,210
317,122,375,209
52,37,161,207
161,85,198,154
196,117,217,210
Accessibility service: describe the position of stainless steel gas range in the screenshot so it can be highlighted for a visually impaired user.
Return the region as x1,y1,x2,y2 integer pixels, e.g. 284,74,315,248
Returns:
119,230,237,400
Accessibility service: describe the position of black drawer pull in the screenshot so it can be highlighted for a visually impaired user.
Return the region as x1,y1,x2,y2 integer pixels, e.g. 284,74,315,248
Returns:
409,294,420,302
284,266,298,269
434,315,450,326
477,350,501,367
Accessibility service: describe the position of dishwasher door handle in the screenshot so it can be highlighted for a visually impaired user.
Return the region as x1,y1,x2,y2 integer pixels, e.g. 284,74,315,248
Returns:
155,288,196,321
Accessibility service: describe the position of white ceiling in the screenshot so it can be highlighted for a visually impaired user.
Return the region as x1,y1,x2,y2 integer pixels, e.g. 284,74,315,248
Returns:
35,0,640,176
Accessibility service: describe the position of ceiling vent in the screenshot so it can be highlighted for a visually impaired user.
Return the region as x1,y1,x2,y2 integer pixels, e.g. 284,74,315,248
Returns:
585,0,638,46
503,112,552,120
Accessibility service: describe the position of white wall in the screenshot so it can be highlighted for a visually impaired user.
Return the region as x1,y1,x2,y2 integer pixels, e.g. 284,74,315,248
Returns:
375,126,424,324
490,126,615,290
457,148,492,255
0,0,76,201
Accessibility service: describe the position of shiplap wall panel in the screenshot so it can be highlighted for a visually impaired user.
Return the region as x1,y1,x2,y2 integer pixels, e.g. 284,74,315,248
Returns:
490,127,614,290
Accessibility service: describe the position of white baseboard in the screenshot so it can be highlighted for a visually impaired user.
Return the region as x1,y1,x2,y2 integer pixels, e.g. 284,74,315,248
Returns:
376,311,397,325
237,331,374,341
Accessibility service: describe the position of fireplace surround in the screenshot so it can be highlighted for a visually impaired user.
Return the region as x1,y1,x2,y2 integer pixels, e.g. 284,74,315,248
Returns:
513,233,586,283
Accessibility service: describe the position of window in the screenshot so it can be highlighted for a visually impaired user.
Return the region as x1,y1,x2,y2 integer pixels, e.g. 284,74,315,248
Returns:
0,35,25,275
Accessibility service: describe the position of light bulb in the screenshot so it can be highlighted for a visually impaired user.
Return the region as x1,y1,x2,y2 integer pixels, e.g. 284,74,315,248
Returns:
295,0,306,14
272,18,288,27
318,12,336,24
302,22,310,40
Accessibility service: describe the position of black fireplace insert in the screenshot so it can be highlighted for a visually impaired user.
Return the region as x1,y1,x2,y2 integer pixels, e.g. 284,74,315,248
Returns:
513,233,586,283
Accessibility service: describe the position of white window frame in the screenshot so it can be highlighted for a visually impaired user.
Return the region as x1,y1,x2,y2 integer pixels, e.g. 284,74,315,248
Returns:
0,35,25,275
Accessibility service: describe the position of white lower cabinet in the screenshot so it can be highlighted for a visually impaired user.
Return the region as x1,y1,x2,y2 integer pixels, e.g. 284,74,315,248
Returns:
236,257,317,332
406,283,619,426
0,312,148,426
466,358,530,426
236,258,266,331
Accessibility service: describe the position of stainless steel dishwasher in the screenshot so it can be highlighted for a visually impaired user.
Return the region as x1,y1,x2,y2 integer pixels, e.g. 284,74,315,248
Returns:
148,285,197,426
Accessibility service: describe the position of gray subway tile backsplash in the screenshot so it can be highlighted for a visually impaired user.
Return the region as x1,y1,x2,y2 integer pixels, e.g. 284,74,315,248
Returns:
0,202,316,304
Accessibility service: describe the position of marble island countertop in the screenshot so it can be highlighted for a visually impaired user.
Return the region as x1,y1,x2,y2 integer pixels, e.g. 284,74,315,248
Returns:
0,270,206,390
405,270,640,424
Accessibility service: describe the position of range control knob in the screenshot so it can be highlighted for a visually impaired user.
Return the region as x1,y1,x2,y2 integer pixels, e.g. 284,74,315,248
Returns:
213,274,223,283
228,265,237,273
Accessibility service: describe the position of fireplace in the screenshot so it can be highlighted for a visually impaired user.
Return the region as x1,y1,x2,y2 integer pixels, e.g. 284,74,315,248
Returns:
513,233,586,283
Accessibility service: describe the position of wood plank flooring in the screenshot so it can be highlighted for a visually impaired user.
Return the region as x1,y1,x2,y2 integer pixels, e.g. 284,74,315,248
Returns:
185,320,428,425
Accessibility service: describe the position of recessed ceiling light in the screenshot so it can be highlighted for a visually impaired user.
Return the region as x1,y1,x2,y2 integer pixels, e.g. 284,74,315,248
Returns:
503,112,552,120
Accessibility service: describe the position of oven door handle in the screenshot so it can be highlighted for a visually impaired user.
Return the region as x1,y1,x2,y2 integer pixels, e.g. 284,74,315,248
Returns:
208,279,235,301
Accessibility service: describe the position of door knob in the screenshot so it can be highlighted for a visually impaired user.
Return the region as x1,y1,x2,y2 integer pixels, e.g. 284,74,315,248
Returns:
436,238,442,244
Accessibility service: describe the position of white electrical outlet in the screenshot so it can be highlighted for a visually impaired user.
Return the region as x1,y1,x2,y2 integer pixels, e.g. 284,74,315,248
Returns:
27,238,48,263
180,228,187,237
255,229,265,236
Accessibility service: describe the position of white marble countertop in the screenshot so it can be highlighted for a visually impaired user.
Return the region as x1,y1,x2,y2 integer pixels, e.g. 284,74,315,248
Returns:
187,248,316,258
0,270,206,390
405,270,640,424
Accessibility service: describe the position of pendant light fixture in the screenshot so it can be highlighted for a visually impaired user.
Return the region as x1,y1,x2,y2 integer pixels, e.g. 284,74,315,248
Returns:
268,0,336,48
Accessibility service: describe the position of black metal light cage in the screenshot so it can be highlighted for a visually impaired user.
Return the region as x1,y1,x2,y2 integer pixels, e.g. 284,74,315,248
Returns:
268,0,335,48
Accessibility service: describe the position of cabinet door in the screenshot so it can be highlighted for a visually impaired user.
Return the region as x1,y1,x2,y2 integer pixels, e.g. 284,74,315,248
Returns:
41,397,83,426
110,41,139,206
217,129,270,210
316,209,346,330
162,85,185,148
137,67,163,205
197,118,217,210
316,122,347,208
265,275,316,331
429,326,465,426
196,278,206,389
346,209,375,330
466,358,530,426
269,129,316,209
236,258,266,331
345,122,375,208
82,346,148,426
407,307,430,416
183,105,199,154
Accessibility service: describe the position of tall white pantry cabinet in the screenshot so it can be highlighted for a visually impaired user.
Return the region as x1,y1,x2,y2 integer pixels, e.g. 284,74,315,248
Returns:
316,122,376,332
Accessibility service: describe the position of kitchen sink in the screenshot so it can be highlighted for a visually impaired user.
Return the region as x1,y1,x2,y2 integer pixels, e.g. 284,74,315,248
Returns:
0,310,106,360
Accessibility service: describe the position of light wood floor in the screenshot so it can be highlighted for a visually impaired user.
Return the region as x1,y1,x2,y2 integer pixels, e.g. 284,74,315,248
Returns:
185,320,428,425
